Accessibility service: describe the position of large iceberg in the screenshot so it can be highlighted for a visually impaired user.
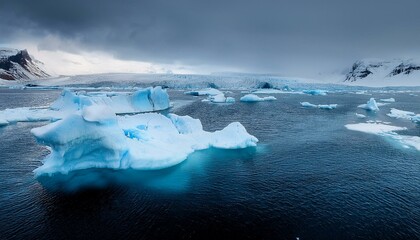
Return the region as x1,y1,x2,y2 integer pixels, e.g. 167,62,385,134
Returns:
0,87,170,126
240,94,276,102
380,98,396,103
31,105,258,176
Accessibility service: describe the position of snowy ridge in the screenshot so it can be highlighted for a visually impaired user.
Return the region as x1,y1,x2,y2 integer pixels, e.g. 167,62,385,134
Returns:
0,48,50,80
340,58,420,87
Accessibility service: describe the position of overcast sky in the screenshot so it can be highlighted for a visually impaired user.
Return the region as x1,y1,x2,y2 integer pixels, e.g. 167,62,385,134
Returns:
1,0,420,76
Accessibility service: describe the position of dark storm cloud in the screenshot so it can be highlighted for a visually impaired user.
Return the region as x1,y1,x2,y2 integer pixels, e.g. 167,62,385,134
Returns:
1,0,420,75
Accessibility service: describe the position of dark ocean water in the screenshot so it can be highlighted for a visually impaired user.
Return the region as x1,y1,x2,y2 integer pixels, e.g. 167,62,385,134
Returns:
0,89,419,240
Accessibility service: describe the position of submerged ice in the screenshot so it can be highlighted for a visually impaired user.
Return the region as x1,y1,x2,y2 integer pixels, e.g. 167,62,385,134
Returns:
32,108,258,176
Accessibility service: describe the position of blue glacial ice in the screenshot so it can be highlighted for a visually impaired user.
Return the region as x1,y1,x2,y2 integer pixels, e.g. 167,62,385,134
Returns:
0,86,170,126
31,104,258,176
358,98,380,111
240,94,276,102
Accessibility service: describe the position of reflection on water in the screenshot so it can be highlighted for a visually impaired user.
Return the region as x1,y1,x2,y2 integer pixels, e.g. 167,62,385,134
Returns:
37,147,259,193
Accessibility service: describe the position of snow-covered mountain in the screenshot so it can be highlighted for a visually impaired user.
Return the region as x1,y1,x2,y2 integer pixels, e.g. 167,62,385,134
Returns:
342,58,420,86
0,48,50,80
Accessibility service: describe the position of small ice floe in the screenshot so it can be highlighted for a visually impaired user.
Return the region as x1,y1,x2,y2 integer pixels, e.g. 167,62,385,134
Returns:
345,122,420,151
355,113,366,118
380,98,395,102
300,102,337,110
302,89,327,96
387,108,420,124
240,94,276,102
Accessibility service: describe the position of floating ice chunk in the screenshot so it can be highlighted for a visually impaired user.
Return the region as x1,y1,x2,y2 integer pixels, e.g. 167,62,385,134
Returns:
345,122,419,151
358,98,379,111
184,88,222,96
31,107,258,176
210,94,227,103
387,108,415,120
302,90,327,96
387,108,420,124
380,98,395,102
300,102,337,109
0,118,8,126
240,94,276,102
226,97,235,103
210,122,258,149
355,113,366,118
345,123,406,134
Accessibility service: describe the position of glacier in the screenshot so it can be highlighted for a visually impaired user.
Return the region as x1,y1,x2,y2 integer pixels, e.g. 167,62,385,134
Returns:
240,94,276,102
31,106,258,176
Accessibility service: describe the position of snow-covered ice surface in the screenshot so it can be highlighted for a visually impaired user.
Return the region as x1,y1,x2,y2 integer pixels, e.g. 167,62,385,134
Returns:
345,122,419,151
240,94,276,102
31,108,258,176
300,102,337,110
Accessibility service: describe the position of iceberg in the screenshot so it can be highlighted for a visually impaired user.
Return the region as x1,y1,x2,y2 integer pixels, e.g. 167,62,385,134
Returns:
380,98,396,102
31,105,258,176
358,98,379,111
240,94,276,102
0,87,171,126
300,102,337,110
355,113,366,118
345,122,420,151
302,90,327,96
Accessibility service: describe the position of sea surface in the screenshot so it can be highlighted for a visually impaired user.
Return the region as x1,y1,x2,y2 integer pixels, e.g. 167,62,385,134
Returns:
0,88,419,239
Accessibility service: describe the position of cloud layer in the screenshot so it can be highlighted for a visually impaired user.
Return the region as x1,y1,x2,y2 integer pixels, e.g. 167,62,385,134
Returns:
1,0,420,76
